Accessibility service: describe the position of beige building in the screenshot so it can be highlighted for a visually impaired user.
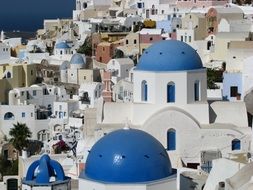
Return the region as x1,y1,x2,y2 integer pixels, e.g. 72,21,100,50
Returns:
181,13,207,41
211,32,250,61
117,32,140,56
0,63,38,104
78,69,101,84
226,41,253,72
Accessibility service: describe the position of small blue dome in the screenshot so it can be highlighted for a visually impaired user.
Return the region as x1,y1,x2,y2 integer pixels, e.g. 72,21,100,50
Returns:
81,129,172,183
55,42,70,49
60,61,69,70
136,40,203,71
24,154,70,185
70,53,86,65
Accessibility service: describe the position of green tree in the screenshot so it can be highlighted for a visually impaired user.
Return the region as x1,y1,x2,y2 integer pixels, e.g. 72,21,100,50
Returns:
9,122,32,156
77,36,92,56
112,49,124,59
207,68,219,89
0,154,18,179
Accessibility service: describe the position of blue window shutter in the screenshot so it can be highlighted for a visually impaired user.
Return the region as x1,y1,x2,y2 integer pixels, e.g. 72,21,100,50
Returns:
194,82,200,101
167,129,176,150
141,81,148,101
167,84,175,102
144,83,148,101
232,139,241,150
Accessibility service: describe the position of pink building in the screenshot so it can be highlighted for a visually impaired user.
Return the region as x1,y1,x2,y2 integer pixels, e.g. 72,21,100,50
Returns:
95,42,113,64
176,0,228,9
139,29,163,44
102,71,112,102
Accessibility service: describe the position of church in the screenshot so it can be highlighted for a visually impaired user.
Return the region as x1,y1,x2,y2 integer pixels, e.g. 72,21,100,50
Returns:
96,40,252,169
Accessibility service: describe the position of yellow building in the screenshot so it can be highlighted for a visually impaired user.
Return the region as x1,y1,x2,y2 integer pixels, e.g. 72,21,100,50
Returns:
78,69,101,84
118,32,140,56
181,13,207,41
0,63,38,104
211,32,250,60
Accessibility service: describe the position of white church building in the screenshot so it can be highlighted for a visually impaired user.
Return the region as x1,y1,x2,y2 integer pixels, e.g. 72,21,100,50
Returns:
95,40,252,169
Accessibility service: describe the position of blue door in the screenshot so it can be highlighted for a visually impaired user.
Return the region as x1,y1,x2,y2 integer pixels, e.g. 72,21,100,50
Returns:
167,84,175,102
167,129,176,150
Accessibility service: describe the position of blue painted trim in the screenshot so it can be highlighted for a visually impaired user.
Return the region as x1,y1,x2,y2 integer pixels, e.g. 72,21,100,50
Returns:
167,129,176,151
25,160,40,181
232,139,241,150
167,84,175,103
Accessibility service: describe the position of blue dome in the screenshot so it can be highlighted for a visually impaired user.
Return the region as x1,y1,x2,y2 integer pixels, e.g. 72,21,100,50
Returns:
81,129,172,183
136,40,203,71
55,42,70,49
60,61,70,70
24,154,70,185
70,53,86,65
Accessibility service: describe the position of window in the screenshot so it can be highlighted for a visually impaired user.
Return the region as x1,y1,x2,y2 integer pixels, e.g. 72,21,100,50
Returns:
26,91,30,99
83,2,87,8
207,41,212,50
150,37,153,41
22,112,25,118
141,80,148,101
60,50,62,55
194,80,200,101
31,70,33,76
134,39,137,44
6,72,11,78
167,129,176,150
59,111,63,119
181,36,183,41
184,36,187,42
230,86,238,97
167,82,175,103
33,90,36,96
137,2,142,8
43,88,48,95
4,112,14,120
232,139,241,150
189,36,192,43
84,76,86,80
126,40,129,44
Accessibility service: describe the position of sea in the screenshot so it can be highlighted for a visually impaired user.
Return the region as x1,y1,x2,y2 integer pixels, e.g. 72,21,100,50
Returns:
0,0,75,32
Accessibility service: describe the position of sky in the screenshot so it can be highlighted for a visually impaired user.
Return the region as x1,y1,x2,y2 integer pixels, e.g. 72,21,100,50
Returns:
0,0,75,32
